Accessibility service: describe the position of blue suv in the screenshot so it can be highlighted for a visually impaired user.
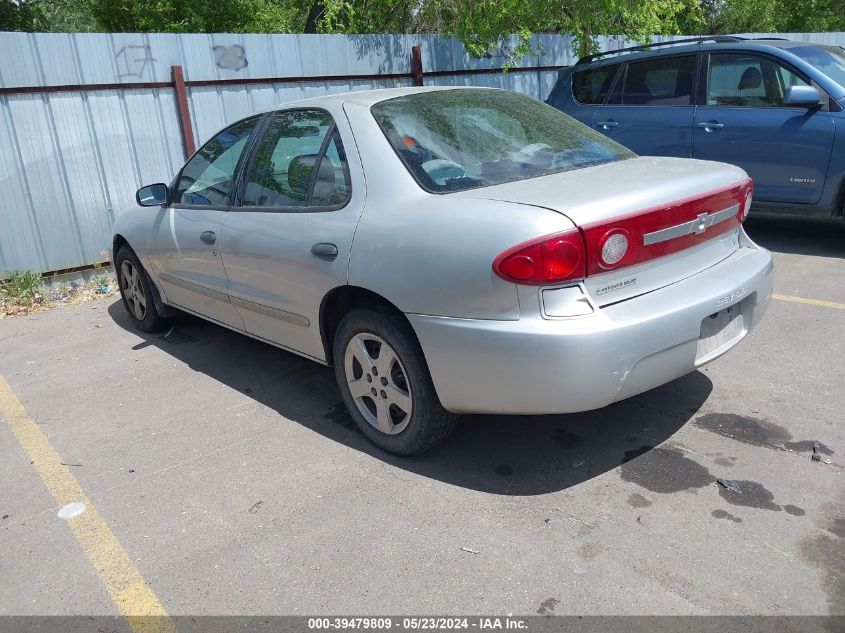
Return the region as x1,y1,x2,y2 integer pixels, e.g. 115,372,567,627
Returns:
547,36,845,221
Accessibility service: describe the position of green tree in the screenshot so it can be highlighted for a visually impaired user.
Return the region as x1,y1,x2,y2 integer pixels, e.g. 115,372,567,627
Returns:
1,0,48,30
317,0,705,59
707,0,845,33
2,0,843,57
87,0,303,33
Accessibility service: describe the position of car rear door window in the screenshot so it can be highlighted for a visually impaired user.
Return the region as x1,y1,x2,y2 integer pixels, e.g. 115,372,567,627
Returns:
622,56,696,106
572,65,620,104
309,132,352,207
240,110,351,209
174,116,261,206
707,53,811,107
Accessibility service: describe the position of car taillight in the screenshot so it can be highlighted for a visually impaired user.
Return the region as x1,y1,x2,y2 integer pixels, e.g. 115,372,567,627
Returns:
741,182,753,220
494,179,752,286
493,229,586,285
597,229,633,269
582,178,752,277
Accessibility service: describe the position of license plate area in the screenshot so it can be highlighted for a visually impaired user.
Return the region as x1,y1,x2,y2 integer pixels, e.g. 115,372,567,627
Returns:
695,298,750,364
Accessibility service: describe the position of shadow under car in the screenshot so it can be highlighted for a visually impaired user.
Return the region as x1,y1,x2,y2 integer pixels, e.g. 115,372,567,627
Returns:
108,299,713,496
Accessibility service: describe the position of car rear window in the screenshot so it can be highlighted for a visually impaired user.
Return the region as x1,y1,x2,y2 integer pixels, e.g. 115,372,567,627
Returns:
371,89,635,193
572,65,620,104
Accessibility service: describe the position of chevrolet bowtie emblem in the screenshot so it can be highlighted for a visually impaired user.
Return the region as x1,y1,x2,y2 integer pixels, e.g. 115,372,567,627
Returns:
641,203,740,246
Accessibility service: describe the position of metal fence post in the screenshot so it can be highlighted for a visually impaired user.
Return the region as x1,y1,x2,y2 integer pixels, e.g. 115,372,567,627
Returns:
171,65,196,158
411,44,424,86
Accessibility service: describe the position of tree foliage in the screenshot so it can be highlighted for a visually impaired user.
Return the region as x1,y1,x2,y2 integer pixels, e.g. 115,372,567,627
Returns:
1,0,47,30
1,0,843,64
318,0,706,56
707,0,845,33
87,0,303,33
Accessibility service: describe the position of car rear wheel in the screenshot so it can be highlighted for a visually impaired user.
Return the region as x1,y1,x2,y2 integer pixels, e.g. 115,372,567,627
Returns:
333,306,458,455
115,246,168,333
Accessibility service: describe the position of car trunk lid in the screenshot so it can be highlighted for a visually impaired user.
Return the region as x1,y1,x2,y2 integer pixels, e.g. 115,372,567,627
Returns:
458,156,752,306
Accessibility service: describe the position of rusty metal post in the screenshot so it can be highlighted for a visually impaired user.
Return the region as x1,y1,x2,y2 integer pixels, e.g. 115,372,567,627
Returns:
171,65,196,158
411,44,424,87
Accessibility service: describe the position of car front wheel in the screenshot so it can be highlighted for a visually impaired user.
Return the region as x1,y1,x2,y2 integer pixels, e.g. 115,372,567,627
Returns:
333,306,458,456
115,246,168,333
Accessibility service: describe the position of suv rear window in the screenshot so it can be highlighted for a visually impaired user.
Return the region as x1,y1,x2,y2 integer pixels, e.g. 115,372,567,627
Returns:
371,89,634,194
572,65,620,104
622,55,696,106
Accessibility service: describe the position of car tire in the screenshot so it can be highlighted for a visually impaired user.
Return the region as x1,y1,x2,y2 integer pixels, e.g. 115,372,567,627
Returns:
333,306,459,456
115,245,168,333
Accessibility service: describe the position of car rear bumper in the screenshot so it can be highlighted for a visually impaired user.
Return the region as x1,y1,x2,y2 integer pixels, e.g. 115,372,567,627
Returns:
408,243,773,415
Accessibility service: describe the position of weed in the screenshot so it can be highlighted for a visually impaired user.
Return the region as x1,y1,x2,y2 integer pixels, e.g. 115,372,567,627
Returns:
1,270,45,306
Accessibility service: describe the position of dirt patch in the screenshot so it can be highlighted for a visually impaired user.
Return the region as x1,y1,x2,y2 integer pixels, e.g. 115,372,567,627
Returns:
537,598,560,615
1,271,118,319
695,413,835,456
717,480,782,511
627,493,653,508
801,533,845,615
784,505,806,517
620,446,714,494
711,509,742,523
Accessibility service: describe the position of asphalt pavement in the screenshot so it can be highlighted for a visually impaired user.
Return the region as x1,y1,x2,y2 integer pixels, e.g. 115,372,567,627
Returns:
0,213,843,618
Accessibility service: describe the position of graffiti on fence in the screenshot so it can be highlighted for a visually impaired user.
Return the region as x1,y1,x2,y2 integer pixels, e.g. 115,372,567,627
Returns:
477,44,515,60
115,44,157,79
212,45,248,71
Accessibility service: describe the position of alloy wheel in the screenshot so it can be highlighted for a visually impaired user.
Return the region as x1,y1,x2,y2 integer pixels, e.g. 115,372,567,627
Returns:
120,260,147,321
344,333,413,435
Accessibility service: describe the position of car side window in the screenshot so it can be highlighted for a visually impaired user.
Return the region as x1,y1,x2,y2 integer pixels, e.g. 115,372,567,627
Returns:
310,131,352,207
174,116,260,206
572,64,620,104
707,53,811,107
240,109,351,209
621,55,695,106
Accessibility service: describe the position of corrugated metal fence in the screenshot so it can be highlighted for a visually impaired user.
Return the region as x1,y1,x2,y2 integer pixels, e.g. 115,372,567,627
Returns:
1,31,843,274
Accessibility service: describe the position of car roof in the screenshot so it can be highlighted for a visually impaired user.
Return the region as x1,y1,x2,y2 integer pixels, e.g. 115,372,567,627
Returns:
257,85,496,113
574,38,838,68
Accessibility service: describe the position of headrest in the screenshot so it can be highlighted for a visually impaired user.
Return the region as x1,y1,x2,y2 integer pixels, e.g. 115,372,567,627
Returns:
738,67,763,90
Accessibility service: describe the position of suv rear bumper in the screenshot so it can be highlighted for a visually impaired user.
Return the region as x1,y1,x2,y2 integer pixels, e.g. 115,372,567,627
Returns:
408,244,773,415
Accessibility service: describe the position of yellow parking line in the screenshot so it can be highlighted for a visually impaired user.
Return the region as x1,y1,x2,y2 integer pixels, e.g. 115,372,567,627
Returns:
0,375,175,633
772,293,845,310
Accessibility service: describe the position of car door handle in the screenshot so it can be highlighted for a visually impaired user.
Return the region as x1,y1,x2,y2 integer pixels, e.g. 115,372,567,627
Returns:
596,120,619,129
311,242,338,261
200,231,217,244
696,121,725,131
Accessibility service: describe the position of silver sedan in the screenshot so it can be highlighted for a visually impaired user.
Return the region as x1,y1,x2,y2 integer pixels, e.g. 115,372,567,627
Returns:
113,86,773,455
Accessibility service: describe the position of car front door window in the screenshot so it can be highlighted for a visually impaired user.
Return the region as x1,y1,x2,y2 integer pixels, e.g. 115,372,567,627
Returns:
707,53,811,108
174,116,260,206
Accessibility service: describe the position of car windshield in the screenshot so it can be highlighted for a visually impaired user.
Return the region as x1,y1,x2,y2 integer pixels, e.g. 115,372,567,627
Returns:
788,45,845,89
371,89,634,193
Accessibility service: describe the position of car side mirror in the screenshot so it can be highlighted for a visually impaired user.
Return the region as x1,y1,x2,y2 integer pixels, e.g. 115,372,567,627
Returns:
783,85,822,108
136,183,169,207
